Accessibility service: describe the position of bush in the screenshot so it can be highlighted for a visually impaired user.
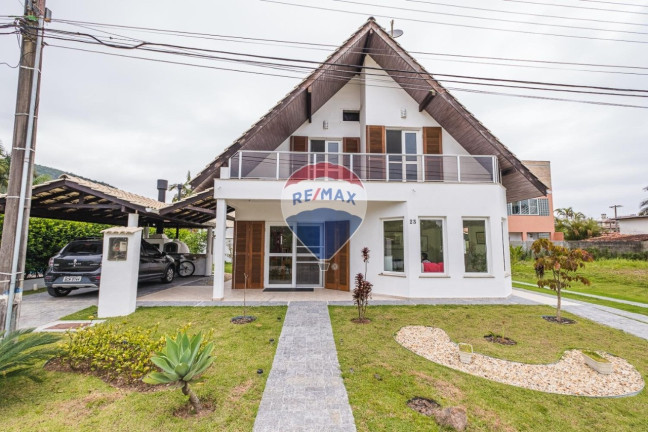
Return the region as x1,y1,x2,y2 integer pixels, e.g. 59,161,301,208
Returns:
0,329,59,381
509,245,532,264
59,323,164,383
584,248,648,261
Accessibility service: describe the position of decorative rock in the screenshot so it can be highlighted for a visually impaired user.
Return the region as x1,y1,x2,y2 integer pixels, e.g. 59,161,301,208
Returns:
433,406,468,431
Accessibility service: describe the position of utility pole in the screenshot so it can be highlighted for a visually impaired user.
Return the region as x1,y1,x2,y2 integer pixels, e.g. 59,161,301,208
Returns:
0,0,51,334
609,204,623,220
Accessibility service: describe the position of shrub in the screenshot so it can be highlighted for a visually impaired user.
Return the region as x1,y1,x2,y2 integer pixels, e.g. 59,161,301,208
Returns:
0,328,59,381
352,247,372,322
143,331,215,413
59,323,164,383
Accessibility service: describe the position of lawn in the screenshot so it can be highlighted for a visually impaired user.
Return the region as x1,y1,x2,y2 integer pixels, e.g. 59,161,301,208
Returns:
0,306,286,432
512,258,648,304
330,305,648,431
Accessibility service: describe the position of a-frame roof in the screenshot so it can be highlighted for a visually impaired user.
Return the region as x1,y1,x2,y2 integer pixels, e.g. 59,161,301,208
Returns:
191,18,547,202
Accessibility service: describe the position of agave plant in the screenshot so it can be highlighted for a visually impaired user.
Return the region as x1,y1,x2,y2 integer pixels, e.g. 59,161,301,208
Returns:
143,331,214,412
0,328,59,382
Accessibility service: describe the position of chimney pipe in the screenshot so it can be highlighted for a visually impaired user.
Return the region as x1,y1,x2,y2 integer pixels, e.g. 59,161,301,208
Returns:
157,179,168,203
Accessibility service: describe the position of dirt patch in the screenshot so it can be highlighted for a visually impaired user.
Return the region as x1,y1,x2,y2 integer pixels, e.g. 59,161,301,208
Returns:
473,406,517,432
228,379,254,403
484,333,517,345
407,396,440,416
433,379,465,401
542,315,576,325
45,358,164,392
231,316,256,324
351,318,371,324
173,400,216,419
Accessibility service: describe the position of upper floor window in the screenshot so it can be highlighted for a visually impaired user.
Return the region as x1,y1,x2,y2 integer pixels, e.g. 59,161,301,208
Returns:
508,198,550,216
342,110,360,121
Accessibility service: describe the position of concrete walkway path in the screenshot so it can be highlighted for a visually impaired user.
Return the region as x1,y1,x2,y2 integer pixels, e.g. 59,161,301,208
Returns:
513,280,648,308
513,289,648,341
253,302,356,432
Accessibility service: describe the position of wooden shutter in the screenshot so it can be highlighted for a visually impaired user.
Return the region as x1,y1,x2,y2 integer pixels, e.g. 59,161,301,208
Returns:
233,221,265,289
366,126,385,153
290,136,308,152
324,221,350,291
366,126,385,180
343,137,360,153
423,127,443,181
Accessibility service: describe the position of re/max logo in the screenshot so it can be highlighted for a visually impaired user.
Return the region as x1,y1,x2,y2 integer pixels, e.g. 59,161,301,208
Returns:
292,188,357,205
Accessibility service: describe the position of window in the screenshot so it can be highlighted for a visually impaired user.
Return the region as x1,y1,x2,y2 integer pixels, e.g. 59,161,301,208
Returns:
386,130,418,181
463,219,488,273
383,220,404,272
420,219,444,273
507,198,550,216
268,226,293,285
342,110,360,121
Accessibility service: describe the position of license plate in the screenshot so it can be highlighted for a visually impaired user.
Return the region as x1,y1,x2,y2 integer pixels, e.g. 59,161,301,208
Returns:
62,276,82,282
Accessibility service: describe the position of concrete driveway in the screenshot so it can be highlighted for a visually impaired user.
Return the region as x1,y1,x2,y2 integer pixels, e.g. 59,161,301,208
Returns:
18,276,208,329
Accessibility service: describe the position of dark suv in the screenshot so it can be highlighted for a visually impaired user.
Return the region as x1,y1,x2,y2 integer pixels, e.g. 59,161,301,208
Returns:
44,238,176,297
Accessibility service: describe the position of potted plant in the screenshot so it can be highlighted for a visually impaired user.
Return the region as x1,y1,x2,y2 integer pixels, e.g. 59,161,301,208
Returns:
458,343,473,364
582,350,613,375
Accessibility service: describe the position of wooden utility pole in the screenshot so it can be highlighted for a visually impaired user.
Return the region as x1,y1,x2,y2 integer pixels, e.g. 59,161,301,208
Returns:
0,1,49,333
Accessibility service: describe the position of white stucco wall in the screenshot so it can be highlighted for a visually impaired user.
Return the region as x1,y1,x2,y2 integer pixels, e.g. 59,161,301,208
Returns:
618,218,648,235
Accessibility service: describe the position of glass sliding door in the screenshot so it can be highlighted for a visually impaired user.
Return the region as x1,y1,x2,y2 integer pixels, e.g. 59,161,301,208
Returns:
268,226,293,285
386,130,418,181
266,223,323,287
295,224,323,286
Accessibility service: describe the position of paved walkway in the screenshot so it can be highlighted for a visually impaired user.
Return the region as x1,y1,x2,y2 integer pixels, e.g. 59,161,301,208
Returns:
513,280,648,308
253,302,356,432
513,289,648,341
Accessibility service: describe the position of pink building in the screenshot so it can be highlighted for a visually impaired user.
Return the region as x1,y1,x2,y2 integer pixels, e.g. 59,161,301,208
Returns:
507,161,563,242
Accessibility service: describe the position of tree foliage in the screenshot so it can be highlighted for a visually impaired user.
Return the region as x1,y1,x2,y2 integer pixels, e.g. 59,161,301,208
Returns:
531,238,594,322
554,207,602,240
162,228,207,254
640,186,648,216
0,216,110,274
168,171,193,203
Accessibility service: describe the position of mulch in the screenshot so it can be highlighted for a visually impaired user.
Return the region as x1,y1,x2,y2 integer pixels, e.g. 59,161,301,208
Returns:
231,316,256,324
407,397,441,416
542,315,576,325
484,334,517,345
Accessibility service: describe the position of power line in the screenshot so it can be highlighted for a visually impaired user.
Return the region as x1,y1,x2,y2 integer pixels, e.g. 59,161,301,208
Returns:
502,0,648,15
45,18,648,73
406,0,648,27
579,0,648,7
259,0,648,44
33,26,648,95
327,0,648,35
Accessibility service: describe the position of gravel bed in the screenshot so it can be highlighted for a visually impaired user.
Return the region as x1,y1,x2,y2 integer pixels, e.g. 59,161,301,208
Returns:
395,326,644,397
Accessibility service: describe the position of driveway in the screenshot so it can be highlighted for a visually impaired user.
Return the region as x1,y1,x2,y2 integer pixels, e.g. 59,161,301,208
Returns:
18,276,207,329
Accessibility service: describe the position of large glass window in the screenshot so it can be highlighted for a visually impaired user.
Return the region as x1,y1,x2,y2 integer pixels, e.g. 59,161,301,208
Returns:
386,130,418,182
383,220,404,272
507,198,550,216
463,219,488,273
420,219,444,273
269,226,293,285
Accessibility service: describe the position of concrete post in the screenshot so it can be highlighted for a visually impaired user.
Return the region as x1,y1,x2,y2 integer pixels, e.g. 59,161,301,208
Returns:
127,213,139,228
97,227,142,317
212,199,227,300
205,227,213,276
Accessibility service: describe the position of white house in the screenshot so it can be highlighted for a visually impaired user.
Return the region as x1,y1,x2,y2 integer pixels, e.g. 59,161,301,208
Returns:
191,18,546,299
616,215,648,235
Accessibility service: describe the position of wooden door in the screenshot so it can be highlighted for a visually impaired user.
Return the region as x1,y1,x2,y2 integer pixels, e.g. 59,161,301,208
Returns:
233,221,265,289
324,221,350,291
423,127,443,181
366,125,385,180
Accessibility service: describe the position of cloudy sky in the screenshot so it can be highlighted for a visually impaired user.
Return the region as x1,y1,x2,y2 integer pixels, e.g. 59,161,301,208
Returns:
1,0,646,218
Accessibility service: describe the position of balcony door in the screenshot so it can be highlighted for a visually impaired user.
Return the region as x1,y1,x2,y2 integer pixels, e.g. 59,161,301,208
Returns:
386,130,418,182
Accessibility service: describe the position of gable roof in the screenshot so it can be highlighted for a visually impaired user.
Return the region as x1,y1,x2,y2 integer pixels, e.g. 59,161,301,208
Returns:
190,18,547,202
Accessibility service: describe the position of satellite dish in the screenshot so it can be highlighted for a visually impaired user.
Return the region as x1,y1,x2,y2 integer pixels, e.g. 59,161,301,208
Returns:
389,20,403,38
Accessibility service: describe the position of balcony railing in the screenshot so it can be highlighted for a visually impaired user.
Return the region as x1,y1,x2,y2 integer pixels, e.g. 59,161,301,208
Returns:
228,151,500,184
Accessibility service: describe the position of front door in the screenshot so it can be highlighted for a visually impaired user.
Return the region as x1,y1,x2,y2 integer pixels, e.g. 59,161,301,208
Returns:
324,221,350,291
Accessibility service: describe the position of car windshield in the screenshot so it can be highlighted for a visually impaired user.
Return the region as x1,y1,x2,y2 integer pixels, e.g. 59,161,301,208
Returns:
63,241,102,255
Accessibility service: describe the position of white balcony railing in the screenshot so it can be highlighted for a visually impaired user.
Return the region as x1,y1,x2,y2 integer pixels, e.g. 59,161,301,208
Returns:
228,151,500,184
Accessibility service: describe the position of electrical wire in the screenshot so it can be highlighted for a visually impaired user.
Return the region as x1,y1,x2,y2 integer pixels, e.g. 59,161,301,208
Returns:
327,0,648,35
579,0,648,7
32,26,648,96
405,0,648,27
502,0,648,15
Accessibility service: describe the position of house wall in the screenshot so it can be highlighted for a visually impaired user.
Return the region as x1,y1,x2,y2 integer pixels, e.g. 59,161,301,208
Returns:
508,193,556,240
618,218,648,235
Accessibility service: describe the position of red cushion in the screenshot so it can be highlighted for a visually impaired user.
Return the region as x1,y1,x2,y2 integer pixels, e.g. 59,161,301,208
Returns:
438,262,444,272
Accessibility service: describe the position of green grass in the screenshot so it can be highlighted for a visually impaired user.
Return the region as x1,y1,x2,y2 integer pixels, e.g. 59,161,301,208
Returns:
512,258,648,304
330,305,648,431
61,306,99,320
0,306,286,431
225,262,232,274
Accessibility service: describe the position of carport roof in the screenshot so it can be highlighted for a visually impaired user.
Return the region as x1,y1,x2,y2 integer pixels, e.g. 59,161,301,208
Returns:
0,175,218,228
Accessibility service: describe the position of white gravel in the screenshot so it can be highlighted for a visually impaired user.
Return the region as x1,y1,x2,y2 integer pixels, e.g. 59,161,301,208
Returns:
395,326,644,397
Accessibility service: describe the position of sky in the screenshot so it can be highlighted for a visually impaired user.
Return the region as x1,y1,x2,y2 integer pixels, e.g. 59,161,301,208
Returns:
0,0,647,219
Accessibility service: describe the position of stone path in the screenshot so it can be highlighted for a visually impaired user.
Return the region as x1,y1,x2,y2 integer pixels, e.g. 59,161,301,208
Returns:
253,302,356,432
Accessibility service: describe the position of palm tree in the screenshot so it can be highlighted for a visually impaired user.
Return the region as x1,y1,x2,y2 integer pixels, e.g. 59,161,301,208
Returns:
640,186,648,216
168,171,193,202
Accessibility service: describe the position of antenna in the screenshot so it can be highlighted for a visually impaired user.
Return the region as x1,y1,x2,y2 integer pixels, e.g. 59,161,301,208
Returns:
390,19,404,38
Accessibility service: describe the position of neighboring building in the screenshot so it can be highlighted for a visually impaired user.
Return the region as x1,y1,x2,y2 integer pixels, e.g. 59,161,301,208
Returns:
597,213,619,233
616,215,648,235
191,19,546,299
507,161,562,242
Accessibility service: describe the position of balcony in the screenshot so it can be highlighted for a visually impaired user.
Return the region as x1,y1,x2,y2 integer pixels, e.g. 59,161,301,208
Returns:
228,151,500,184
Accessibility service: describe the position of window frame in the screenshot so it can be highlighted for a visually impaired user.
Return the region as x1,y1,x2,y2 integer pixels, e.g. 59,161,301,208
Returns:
418,217,447,277
382,218,406,275
462,217,491,275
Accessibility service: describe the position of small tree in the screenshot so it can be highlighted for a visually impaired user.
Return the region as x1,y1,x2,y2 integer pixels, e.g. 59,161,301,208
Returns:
143,331,215,413
531,239,593,322
352,247,372,323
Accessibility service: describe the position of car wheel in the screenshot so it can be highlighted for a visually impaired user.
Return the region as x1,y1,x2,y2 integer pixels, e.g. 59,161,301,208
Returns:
47,287,71,297
162,266,175,283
